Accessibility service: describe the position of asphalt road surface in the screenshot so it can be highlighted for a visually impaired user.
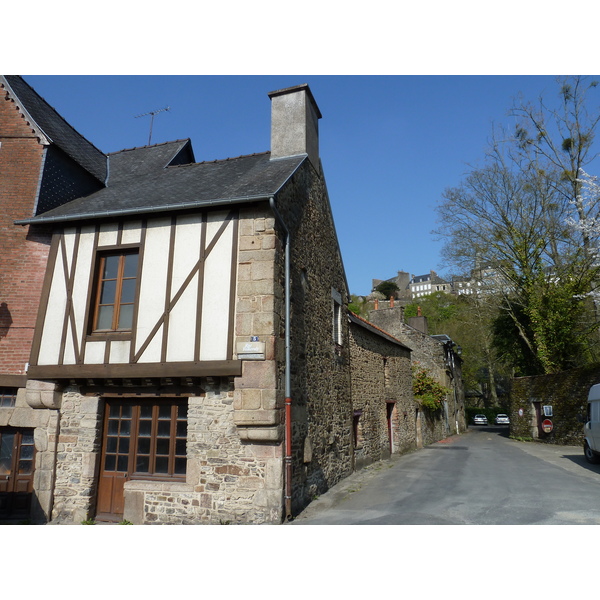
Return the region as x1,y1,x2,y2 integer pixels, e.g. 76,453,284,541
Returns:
291,425,600,525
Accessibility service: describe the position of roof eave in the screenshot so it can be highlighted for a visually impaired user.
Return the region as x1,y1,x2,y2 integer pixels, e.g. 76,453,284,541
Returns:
14,194,274,226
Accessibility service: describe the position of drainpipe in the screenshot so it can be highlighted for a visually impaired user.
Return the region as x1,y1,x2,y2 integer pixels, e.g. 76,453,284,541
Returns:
269,197,293,521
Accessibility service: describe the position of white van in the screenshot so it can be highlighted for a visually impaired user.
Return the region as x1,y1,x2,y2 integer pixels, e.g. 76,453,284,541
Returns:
584,384,600,464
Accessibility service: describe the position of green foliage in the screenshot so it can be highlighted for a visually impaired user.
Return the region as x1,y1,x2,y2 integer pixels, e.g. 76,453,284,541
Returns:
118,519,133,525
81,518,96,525
375,281,399,299
412,365,448,411
348,294,370,318
403,292,462,330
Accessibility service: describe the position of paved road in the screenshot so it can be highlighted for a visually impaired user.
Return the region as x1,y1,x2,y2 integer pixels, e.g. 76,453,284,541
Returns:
290,426,600,525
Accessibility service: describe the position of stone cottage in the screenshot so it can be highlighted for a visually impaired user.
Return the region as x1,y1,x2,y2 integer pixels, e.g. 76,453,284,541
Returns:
368,304,467,444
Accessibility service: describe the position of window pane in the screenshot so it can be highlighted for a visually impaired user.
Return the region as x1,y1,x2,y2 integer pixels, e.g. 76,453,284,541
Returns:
136,456,149,472
118,304,134,330
104,454,116,471
158,405,171,420
120,278,137,303
120,419,131,436
19,459,32,474
155,456,169,473
156,438,170,456
176,421,187,437
123,253,138,278
176,438,186,455
118,437,130,454
100,279,117,304
117,455,129,472
139,420,152,437
157,420,170,437
108,419,119,436
106,436,117,453
140,405,152,419
0,433,14,474
103,255,119,279
137,437,150,455
174,457,186,475
121,404,132,418
19,444,34,460
96,305,114,330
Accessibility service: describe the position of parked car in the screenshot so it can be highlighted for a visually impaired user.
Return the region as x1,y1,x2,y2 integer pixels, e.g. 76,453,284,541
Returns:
495,414,510,425
473,414,488,425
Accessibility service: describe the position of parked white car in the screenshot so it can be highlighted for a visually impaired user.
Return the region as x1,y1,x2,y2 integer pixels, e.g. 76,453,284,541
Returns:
473,414,488,425
495,414,510,425
584,384,600,464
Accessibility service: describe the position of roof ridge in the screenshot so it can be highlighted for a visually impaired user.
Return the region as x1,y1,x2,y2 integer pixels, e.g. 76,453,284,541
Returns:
108,138,190,155
9,76,107,160
167,151,271,169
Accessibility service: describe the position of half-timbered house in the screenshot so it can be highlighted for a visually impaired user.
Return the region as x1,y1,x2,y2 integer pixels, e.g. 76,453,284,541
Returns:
3,78,355,524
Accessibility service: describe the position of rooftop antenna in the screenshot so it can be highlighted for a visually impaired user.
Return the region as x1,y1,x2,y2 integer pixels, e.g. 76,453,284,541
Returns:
135,106,171,145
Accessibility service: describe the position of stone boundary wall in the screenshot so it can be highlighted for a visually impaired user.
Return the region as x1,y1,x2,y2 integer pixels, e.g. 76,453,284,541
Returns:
510,364,600,445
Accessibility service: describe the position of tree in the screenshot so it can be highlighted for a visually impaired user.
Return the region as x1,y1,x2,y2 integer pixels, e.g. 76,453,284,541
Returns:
375,280,399,299
434,77,600,375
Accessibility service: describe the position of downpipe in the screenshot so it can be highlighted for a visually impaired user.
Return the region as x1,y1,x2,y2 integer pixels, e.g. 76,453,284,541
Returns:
269,197,293,521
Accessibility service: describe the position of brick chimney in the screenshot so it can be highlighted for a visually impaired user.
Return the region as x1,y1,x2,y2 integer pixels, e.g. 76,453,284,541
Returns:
268,84,322,170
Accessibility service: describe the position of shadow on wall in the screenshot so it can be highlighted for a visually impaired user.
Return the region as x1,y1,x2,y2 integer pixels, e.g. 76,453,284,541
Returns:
0,302,13,340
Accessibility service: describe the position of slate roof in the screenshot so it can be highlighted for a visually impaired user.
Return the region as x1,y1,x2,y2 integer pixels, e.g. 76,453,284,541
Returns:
17,143,307,224
2,76,107,184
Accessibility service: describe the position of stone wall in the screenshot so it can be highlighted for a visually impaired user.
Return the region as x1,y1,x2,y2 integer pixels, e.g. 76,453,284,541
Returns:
509,364,600,444
275,160,353,514
368,306,466,444
348,316,415,469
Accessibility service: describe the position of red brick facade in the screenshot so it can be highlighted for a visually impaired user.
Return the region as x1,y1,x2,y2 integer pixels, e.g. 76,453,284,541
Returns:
0,86,51,376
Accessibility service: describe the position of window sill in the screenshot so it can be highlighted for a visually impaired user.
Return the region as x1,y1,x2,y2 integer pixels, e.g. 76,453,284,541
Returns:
86,332,133,342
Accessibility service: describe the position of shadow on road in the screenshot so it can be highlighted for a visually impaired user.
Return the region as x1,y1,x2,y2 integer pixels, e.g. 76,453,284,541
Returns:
467,425,510,438
562,453,600,475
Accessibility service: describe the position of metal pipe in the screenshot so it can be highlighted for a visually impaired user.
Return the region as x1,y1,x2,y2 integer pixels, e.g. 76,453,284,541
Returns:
269,196,292,521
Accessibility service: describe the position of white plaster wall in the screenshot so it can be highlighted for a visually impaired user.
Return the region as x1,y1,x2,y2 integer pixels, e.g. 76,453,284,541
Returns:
135,217,171,363
121,221,142,245
199,214,233,361
98,223,119,247
166,215,202,362
37,247,68,365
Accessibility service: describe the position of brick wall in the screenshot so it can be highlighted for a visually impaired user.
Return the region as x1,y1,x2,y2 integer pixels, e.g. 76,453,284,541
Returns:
0,87,51,376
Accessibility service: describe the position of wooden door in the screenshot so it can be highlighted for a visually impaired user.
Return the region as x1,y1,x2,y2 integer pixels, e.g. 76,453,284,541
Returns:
97,402,133,521
0,428,36,520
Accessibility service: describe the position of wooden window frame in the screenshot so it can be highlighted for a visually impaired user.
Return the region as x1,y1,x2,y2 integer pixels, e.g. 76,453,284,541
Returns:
102,399,187,483
89,247,140,337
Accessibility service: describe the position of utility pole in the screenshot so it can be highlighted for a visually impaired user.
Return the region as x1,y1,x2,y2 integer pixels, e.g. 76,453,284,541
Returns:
135,106,170,145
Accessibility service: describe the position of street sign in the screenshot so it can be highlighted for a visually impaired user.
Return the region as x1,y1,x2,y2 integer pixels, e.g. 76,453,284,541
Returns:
542,419,553,433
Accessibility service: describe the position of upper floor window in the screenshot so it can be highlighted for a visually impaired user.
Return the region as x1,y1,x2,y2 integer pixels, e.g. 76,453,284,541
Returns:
92,250,139,333
332,288,343,346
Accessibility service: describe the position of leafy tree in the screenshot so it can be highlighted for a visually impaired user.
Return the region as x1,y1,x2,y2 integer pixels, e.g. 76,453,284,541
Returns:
375,280,399,299
434,77,600,376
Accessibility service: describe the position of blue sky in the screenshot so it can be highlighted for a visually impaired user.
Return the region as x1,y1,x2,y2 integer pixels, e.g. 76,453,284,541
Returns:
23,74,597,295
